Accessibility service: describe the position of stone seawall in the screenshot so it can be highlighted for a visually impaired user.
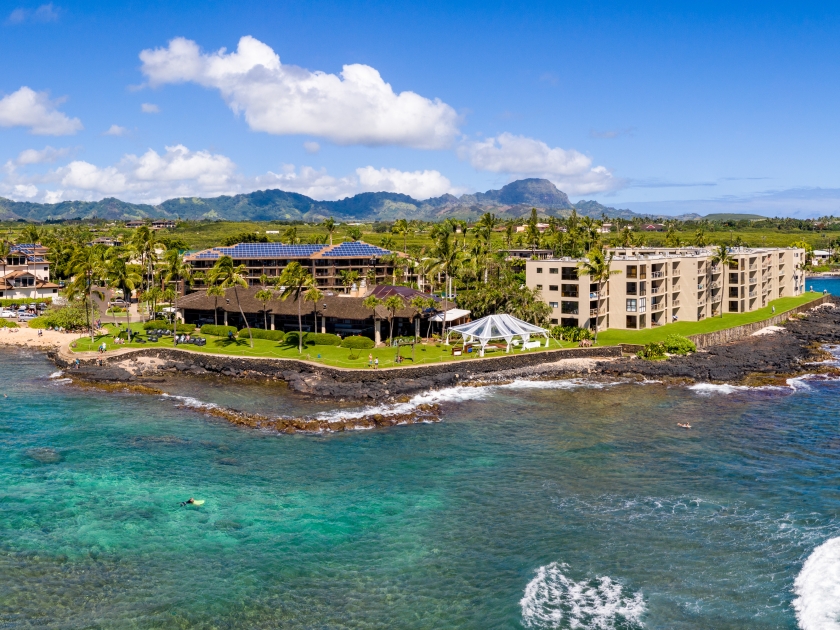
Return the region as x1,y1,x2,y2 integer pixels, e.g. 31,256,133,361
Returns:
687,295,831,349
52,344,622,399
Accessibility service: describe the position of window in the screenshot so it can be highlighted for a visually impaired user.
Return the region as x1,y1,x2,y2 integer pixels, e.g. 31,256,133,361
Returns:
626,299,637,312
639,265,647,279
536,267,543,274
729,273,739,285
550,318,558,325
561,301,578,314
626,282,637,295
549,268,559,275
626,315,638,329
729,300,739,312
561,284,578,297
561,317,579,327
549,301,559,308
729,286,739,298
626,265,638,278
549,285,558,291
561,267,578,280
535,284,543,290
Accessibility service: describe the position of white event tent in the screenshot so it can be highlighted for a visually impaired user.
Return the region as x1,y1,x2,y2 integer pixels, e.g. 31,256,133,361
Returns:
445,314,550,356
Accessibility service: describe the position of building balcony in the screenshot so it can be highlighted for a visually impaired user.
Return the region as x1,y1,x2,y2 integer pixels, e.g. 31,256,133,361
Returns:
671,269,680,276
672,299,680,307
749,263,758,270
651,271,665,278
650,286,662,294
697,284,705,290
712,294,722,303
749,290,757,297
710,266,720,274
749,277,758,284
590,307,606,316
651,301,665,312
697,299,706,307
709,281,721,289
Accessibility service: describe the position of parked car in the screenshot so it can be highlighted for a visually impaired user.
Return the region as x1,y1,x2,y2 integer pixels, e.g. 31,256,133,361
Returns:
110,299,127,307
0,310,17,318
18,313,37,321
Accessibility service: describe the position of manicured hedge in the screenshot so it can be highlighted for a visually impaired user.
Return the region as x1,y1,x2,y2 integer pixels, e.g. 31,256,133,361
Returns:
662,334,696,355
340,335,374,349
142,320,196,333
285,331,342,346
200,324,238,337
0,319,19,328
243,328,285,341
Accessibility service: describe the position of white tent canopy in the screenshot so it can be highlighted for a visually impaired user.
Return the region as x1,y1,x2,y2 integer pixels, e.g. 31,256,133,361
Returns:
445,314,549,356
430,308,471,323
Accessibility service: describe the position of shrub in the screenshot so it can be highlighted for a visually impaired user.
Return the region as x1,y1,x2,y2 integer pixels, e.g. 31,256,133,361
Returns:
637,342,667,360
285,331,342,347
0,297,51,308
142,320,196,333
244,328,285,341
0,319,18,328
30,301,91,331
662,334,696,355
551,325,593,343
341,335,374,349
200,324,238,337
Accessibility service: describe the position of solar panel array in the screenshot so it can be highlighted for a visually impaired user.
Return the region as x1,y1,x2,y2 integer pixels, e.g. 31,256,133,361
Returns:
193,243,327,260
323,242,391,257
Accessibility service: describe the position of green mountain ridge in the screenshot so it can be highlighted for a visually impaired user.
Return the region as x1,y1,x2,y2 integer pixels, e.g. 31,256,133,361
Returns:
0,178,698,223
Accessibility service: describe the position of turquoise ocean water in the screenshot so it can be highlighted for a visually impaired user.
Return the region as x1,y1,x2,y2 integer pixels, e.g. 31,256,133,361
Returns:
2,289,840,628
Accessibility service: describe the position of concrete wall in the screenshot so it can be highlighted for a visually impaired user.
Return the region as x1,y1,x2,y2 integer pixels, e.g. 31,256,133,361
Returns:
688,295,831,349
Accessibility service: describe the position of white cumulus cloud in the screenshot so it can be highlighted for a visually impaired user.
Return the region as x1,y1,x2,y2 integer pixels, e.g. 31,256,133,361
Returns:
355,166,454,199
104,124,129,136
303,141,320,154
458,132,619,195
16,145,70,165
141,103,160,114
0,86,82,135
139,36,459,149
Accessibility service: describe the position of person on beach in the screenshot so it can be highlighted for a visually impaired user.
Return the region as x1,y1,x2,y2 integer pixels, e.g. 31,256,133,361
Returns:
374,357,379,369
772,306,775,314
368,353,373,368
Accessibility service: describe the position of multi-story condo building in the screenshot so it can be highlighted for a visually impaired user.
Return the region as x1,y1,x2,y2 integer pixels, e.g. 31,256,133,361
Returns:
525,246,806,330
185,241,396,292
0,243,61,299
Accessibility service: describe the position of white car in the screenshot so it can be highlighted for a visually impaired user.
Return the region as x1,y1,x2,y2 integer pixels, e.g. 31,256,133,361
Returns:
18,313,37,321
0,310,18,318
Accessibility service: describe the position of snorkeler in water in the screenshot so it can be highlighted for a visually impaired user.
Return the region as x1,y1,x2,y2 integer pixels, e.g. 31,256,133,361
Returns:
180,498,196,506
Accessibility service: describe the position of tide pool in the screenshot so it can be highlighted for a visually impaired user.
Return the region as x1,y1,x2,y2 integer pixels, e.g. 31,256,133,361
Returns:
1,348,839,629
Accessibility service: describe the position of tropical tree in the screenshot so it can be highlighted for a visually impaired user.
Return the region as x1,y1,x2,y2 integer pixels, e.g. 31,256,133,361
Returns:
214,255,253,347
383,294,404,346
409,295,432,340
255,274,275,331
693,229,707,247
0,240,10,279
304,284,323,334
322,217,337,245
429,232,460,339
277,261,313,354
162,249,193,341
105,254,141,339
338,269,360,293
346,226,363,242
710,245,736,317
130,226,165,292
379,235,395,250
282,226,299,245
206,282,226,326
577,246,621,342
362,295,383,345
67,244,107,341
392,218,410,252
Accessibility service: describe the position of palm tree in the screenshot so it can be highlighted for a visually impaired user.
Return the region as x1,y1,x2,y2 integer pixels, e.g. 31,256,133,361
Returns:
694,229,707,247
322,217,337,245
409,295,430,340
67,244,107,341
105,254,141,340
338,269,360,294
363,295,383,345
346,226,363,242
130,226,165,293
577,246,621,343
0,240,10,281
255,273,275,331
393,218,410,252
162,249,193,342
710,245,736,317
277,261,313,354
304,284,323,333
429,232,460,340
207,283,225,326
383,294,404,346
214,255,253,347
282,226,298,245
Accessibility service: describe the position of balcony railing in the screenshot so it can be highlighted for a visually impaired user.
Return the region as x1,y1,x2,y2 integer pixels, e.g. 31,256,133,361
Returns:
749,290,757,297
710,281,721,289
749,277,758,284
590,307,606,316
749,263,758,270
697,299,706,307
697,284,705,290
651,271,665,278
710,265,720,273
651,301,665,312
712,294,722,302
671,269,681,276
672,299,680,307
650,287,661,294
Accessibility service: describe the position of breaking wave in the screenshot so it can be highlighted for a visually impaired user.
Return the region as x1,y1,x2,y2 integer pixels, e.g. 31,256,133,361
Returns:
160,393,220,411
521,562,646,629
688,383,789,396
48,370,63,379
793,537,840,630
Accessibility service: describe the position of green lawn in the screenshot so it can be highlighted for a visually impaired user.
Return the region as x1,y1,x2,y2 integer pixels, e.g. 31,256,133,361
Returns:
71,323,577,369
595,292,823,346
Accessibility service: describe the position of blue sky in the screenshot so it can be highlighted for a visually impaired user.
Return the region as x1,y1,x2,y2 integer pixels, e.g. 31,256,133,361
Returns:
1,1,839,216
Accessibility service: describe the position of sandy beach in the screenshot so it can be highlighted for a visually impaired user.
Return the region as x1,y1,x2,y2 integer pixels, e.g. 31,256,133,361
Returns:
0,325,83,350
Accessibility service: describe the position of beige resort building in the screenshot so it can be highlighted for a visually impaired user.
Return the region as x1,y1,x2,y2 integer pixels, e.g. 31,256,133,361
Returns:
525,246,806,330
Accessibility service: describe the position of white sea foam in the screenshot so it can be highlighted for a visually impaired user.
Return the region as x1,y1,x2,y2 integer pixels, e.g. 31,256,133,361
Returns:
793,536,840,630
314,379,610,423
161,393,220,411
688,383,788,396
521,562,646,629
48,370,63,379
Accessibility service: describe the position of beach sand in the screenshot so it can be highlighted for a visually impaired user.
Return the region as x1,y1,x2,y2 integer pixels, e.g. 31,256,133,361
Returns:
0,325,83,350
